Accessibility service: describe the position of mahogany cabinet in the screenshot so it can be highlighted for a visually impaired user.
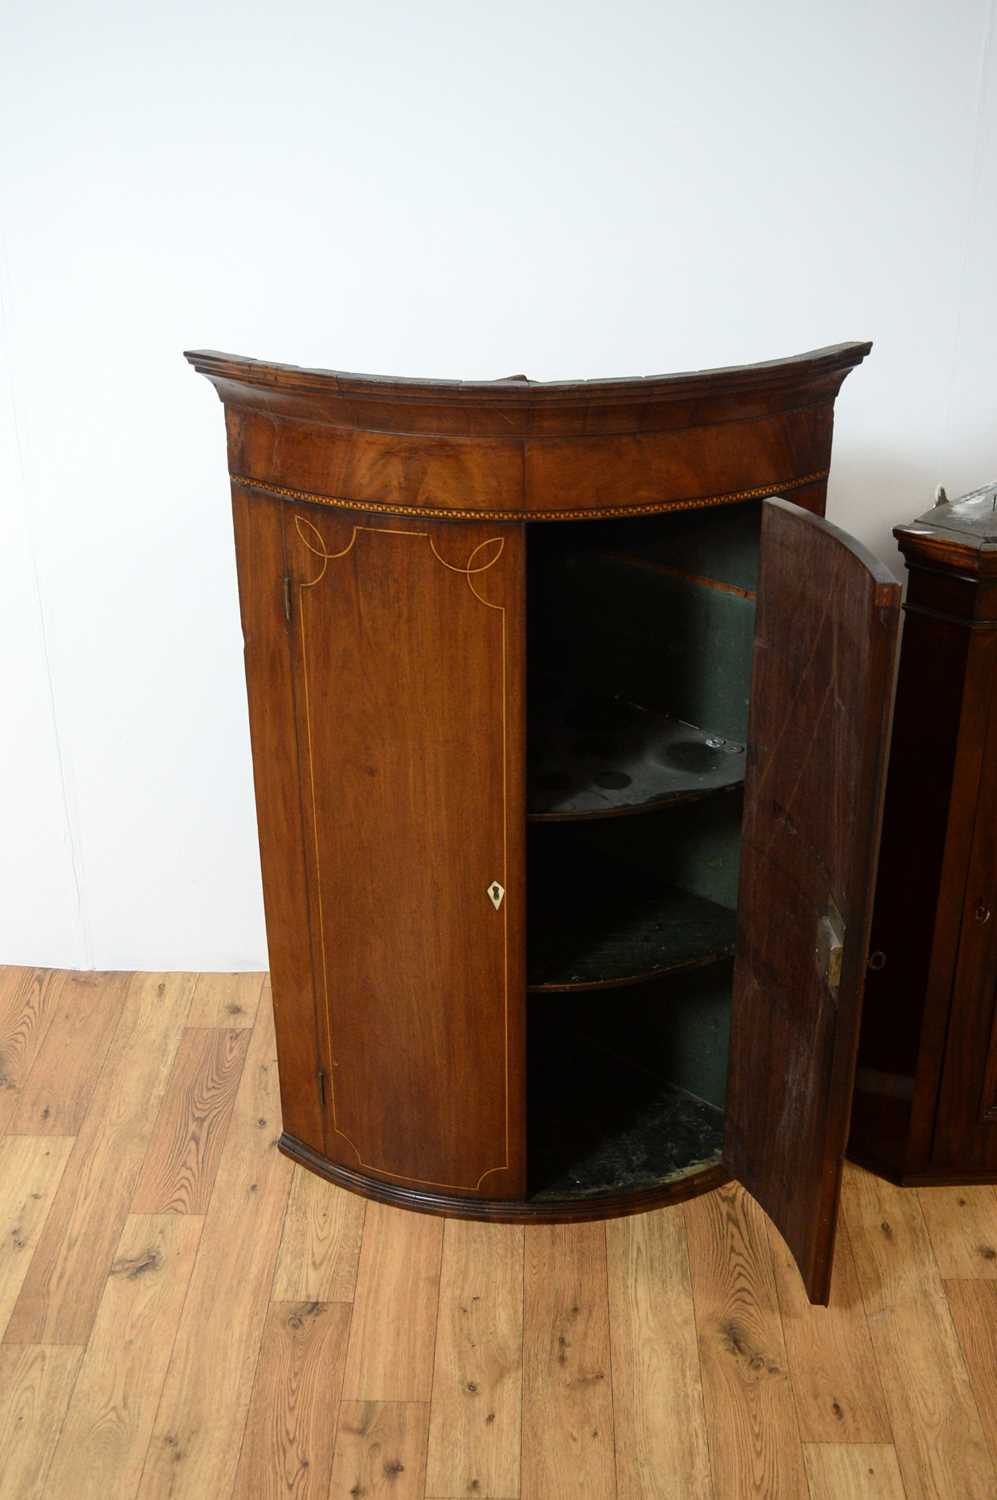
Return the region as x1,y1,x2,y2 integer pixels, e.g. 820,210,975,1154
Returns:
850,483,997,1184
186,342,900,1304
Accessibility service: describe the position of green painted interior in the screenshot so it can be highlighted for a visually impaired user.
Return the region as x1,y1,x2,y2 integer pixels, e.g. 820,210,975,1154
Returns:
526,501,761,1190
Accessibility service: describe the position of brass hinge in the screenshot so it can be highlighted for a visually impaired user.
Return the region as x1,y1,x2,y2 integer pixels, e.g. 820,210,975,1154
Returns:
282,575,292,623
317,1068,327,1110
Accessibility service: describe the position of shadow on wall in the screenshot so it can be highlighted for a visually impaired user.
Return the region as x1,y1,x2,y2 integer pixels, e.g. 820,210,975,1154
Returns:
827,449,954,575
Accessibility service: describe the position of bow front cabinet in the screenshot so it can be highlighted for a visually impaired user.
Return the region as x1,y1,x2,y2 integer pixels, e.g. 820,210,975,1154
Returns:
187,342,899,1303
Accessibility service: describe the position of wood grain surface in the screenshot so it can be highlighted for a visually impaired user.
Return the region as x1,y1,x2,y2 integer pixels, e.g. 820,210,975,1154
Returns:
281,504,527,1198
231,1299,351,1500
135,995,292,1500
0,1344,83,1500
230,490,325,1153
606,1209,712,1499
725,501,900,1302
6,970,129,1135
426,1219,524,1499
522,1223,616,1499
342,1200,444,1404
917,1184,997,1278
684,1182,806,1499
185,972,264,1030
942,1277,997,1470
271,1162,365,1303
4,972,195,1345
44,1214,203,1500
186,342,867,520
768,1217,890,1442
0,969,65,1134
1,967,995,1500
842,1163,995,1499
331,1402,429,1500
0,1137,73,1339
803,1444,907,1500
131,1026,250,1213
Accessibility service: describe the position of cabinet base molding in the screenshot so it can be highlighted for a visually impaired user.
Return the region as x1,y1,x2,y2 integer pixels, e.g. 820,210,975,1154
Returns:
278,1134,730,1224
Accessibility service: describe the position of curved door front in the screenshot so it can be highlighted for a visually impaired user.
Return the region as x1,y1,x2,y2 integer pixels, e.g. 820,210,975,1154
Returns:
285,503,526,1198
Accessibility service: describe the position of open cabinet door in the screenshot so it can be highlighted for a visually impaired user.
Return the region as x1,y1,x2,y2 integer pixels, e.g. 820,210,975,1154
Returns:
726,498,900,1303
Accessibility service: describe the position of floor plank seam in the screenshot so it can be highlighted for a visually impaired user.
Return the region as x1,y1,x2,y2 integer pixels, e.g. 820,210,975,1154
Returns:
424,1218,447,1497
839,1196,911,1497
324,1196,365,1493
130,987,257,1500
763,1201,809,1487
682,1202,718,1500
602,1219,621,1500
225,1255,290,1495
223,1010,295,1500
518,1218,527,1500
839,1210,899,1454
911,1188,990,1419
843,1170,997,1499
938,1278,997,1482
34,1329,95,1495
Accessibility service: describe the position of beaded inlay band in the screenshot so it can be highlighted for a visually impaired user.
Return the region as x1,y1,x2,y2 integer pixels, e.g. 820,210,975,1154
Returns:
230,469,831,523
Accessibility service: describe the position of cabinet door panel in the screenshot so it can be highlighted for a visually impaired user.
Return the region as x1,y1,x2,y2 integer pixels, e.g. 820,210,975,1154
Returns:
726,498,900,1302
286,504,526,1197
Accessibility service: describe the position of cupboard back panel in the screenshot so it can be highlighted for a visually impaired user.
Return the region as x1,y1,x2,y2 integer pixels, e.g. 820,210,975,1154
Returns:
527,504,760,742
527,987,726,1199
525,507,757,1130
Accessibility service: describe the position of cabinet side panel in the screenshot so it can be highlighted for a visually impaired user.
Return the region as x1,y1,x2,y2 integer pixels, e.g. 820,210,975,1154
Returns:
285,505,526,1197
849,605,976,1177
932,677,997,1173
231,487,324,1149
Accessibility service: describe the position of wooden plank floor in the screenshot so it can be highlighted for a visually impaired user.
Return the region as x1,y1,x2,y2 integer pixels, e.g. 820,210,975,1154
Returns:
0,967,994,1500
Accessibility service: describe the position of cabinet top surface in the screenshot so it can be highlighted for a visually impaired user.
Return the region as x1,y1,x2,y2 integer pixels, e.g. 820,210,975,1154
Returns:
910,484,997,541
896,483,997,576
185,341,869,426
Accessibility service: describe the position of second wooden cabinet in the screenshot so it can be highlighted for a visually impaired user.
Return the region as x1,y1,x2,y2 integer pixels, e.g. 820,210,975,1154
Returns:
188,342,900,1304
851,483,997,1183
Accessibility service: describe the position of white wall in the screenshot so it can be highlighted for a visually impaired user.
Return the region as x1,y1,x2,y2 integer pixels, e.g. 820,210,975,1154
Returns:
2,0,995,971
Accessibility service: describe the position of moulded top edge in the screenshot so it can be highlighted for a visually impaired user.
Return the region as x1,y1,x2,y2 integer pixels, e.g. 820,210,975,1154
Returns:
183,340,872,406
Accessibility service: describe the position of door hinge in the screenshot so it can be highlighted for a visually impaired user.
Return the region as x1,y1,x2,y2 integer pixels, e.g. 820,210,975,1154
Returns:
317,1068,327,1110
282,575,292,623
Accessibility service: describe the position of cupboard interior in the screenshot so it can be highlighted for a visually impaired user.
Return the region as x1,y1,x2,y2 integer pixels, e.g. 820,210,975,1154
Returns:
525,501,761,1199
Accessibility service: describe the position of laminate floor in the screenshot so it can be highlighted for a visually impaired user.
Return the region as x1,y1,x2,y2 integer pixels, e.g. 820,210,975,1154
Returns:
0,966,994,1499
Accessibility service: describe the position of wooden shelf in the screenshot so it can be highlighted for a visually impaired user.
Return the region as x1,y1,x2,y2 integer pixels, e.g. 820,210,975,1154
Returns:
527,864,738,992
527,690,745,821
527,1016,725,1199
